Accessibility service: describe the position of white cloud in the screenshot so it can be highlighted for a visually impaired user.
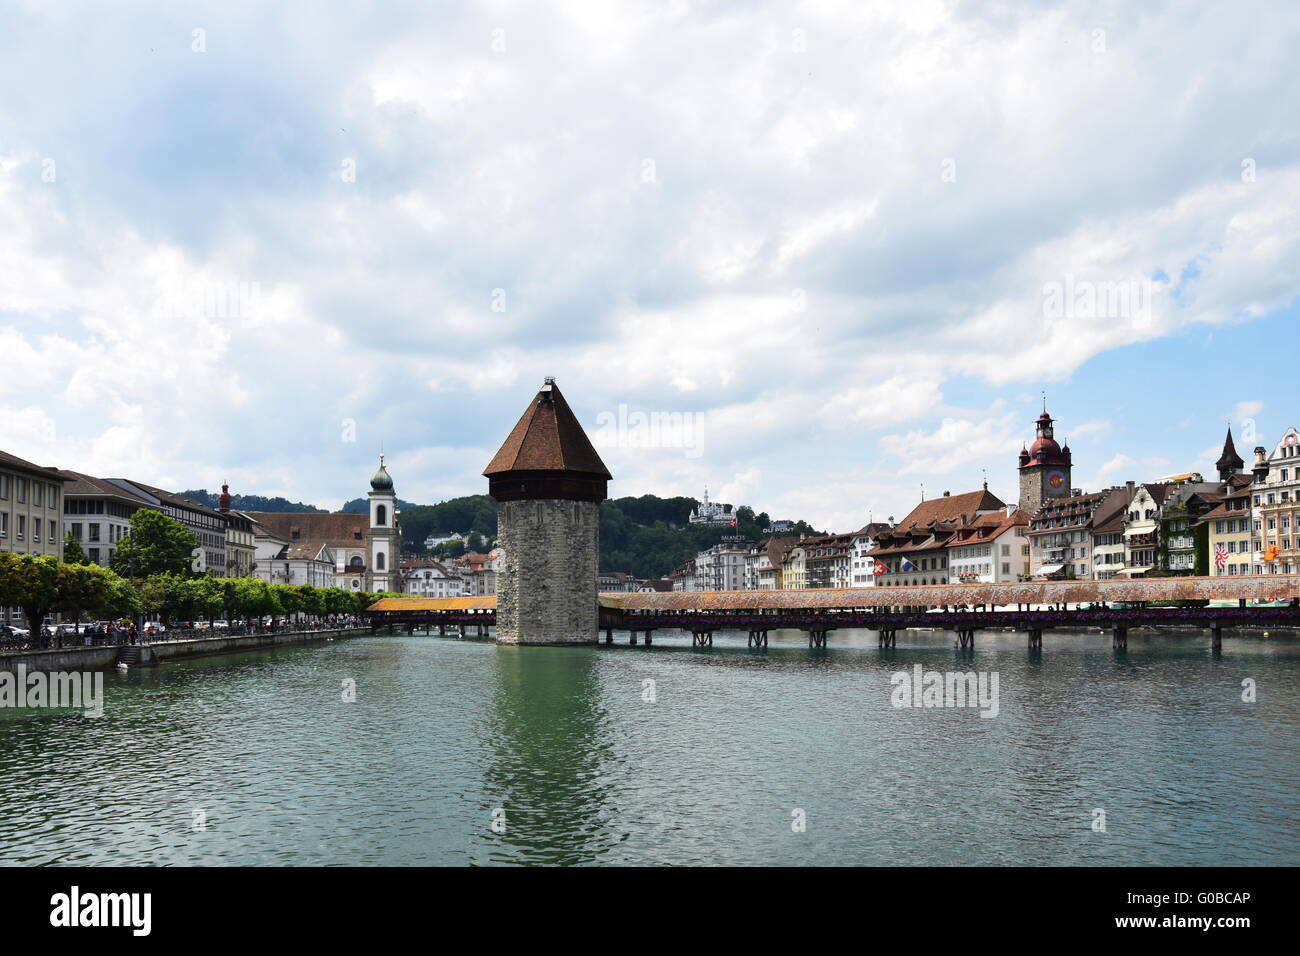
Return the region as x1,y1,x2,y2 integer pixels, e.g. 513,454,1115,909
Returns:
1,0,1297,516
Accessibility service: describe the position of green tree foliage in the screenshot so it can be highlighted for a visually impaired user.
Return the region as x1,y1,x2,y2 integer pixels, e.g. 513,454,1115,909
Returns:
432,539,467,559
180,490,327,513
109,510,199,579
62,533,90,566
0,554,61,634
53,562,117,630
396,496,498,552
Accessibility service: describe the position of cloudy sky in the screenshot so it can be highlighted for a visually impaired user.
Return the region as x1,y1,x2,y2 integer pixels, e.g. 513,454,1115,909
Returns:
2,0,1298,530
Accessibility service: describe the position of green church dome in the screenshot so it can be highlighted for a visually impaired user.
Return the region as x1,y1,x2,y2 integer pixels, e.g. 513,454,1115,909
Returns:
371,455,394,491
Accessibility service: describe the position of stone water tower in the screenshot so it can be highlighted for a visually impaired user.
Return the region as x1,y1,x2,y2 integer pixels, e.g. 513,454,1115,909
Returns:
484,377,611,644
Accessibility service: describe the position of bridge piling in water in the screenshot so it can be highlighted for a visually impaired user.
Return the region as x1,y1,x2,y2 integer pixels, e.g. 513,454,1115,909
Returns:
1113,625,1128,650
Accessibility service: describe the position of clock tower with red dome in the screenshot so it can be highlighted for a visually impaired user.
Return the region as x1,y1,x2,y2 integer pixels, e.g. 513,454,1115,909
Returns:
1018,406,1073,515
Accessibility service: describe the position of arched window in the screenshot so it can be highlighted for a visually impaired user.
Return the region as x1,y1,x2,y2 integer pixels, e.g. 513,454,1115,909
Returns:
350,556,363,568
377,505,387,526
376,552,386,570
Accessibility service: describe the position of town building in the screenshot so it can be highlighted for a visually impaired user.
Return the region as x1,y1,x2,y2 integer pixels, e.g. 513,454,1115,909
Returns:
946,506,1031,583
694,541,756,591
1,450,70,560
869,488,1005,587
253,530,338,588
2,449,71,629
1088,484,1139,579
402,558,464,598
57,469,156,568
597,571,641,592
1252,427,1300,575
453,550,502,596
804,533,855,589
245,456,403,592
1199,484,1254,576
753,536,798,590
669,558,699,592
780,542,808,589
217,484,257,578
1026,489,1113,579
1120,483,1174,576
849,522,893,586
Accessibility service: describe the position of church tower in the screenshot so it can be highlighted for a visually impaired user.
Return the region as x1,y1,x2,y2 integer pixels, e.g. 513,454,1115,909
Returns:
1018,407,1073,516
484,377,611,644
1216,426,1245,482
367,455,400,593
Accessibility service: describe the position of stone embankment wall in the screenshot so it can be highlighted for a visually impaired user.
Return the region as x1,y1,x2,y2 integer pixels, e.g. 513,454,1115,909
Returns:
0,627,367,673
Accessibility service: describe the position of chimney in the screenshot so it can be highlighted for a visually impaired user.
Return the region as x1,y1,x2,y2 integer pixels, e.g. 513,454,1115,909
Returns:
943,490,950,497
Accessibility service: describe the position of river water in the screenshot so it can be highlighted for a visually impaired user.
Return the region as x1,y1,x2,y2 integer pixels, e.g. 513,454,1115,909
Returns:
1,628,1297,866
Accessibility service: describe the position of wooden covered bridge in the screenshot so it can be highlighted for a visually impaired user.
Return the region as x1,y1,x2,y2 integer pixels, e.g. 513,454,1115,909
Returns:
367,574,1300,650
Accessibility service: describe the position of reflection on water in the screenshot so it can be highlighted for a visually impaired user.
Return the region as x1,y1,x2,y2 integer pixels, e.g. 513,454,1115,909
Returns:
0,627,1297,866
476,648,618,865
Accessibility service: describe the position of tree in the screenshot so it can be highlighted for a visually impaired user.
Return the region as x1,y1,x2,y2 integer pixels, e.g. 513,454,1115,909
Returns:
234,578,282,622
63,533,91,566
53,563,114,633
189,576,225,625
109,510,199,579
466,532,486,554
0,554,60,634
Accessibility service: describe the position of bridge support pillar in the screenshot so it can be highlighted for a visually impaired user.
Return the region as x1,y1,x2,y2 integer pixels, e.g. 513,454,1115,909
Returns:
808,629,830,649
878,629,896,648
629,630,638,645
644,630,653,646
604,628,613,645
1112,625,1127,650
747,630,768,648
1212,624,1223,651
1027,628,1043,650
692,630,713,647
957,629,976,649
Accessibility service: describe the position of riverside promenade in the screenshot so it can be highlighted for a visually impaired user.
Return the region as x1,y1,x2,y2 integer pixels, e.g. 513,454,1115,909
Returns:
0,624,374,673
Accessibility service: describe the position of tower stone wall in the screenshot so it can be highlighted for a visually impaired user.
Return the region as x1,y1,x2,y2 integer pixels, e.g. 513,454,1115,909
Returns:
496,498,600,644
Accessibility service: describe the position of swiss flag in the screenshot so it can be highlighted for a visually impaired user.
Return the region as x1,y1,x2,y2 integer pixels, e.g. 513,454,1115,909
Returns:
730,519,737,528
873,561,887,575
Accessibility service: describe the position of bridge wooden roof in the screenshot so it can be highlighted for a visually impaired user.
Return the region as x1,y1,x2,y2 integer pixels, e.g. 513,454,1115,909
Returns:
368,574,1300,614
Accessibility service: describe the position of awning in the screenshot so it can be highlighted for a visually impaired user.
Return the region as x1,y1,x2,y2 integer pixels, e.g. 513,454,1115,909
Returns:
1116,566,1154,576
1124,524,1157,537
1035,564,1065,575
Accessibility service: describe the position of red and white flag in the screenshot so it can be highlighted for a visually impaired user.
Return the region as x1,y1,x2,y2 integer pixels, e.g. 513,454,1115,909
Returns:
1214,544,1228,570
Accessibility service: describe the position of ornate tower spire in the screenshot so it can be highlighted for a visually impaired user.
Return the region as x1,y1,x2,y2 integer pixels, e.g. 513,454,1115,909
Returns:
1216,426,1245,481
